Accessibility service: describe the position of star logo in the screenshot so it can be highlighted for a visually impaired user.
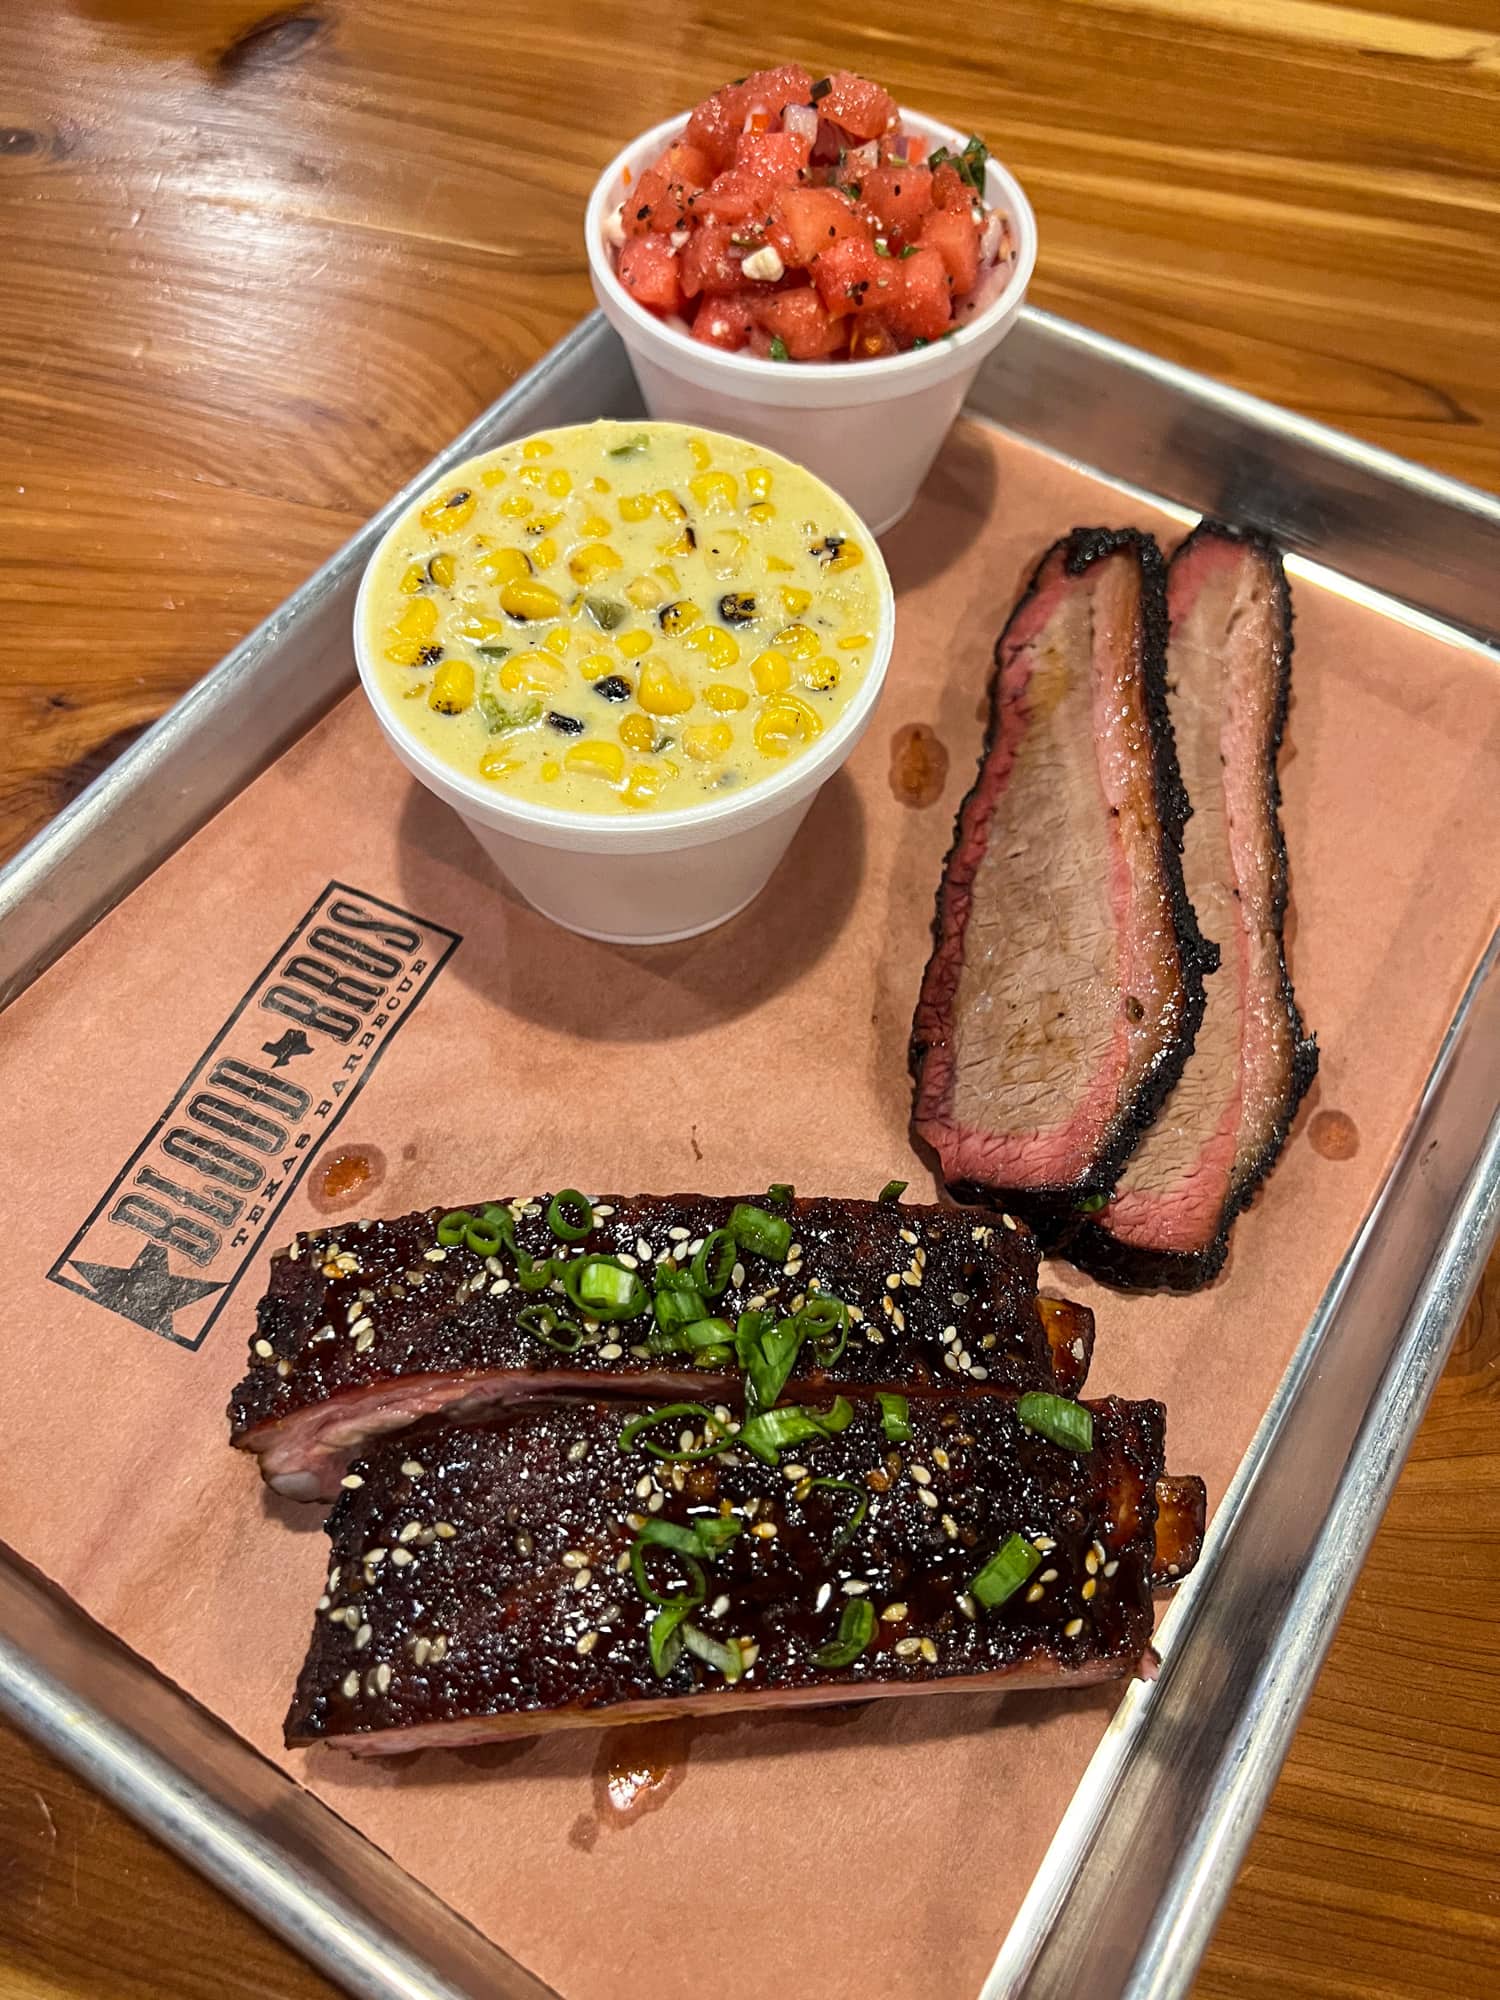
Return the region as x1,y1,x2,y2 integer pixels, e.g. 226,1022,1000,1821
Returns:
67,1241,225,1341
262,1027,314,1069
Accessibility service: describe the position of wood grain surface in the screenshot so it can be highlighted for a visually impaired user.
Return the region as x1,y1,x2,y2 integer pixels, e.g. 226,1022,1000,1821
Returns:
1,2,1497,1996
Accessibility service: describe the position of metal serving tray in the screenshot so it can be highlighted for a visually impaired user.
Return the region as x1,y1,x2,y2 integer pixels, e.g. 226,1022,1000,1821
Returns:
2,309,1497,2000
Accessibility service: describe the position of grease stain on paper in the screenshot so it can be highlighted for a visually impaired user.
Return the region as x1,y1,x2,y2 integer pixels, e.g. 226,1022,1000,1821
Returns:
310,1145,387,1210
1308,1110,1359,1161
890,722,949,808
594,1721,691,1825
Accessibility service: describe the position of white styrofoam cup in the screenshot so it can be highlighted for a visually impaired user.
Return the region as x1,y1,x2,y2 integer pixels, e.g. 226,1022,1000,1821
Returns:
586,108,1037,534
354,427,895,945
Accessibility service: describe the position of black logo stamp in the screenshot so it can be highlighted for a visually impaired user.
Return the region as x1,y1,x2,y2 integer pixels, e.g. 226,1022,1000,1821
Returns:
48,883,460,1348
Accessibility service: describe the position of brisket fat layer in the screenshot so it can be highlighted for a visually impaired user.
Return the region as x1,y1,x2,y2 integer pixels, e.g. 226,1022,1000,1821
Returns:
1069,524,1317,1290
285,1392,1202,1751
230,1195,1093,1500
910,528,1215,1240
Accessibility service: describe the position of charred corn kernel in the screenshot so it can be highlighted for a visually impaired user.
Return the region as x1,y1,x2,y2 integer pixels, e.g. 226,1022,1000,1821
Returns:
522,439,554,459
616,628,652,658
580,513,612,538
543,627,571,659
803,656,841,692
419,488,476,532
683,721,733,761
568,544,624,585
580,652,615,681
428,660,474,713
689,471,737,513
654,563,682,594
838,631,871,651
751,650,792,696
479,747,522,779
393,597,439,642
498,650,562,693
775,623,820,662
480,467,508,487
385,640,430,667
704,682,750,712
749,503,778,526
455,612,506,642
618,493,654,523
545,468,573,497
565,740,625,784
541,759,561,782
517,465,546,488
399,563,427,595
658,599,702,636
532,537,558,568
527,510,563,534
426,552,456,588
591,475,611,494
755,695,824,754
499,578,563,621
682,626,741,671
779,585,813,617
499,492,534,518
626,572,667,609
661,530,696,558
702,529,749,578
619,713,655,752
637,659,694,717
688,438,713,472
828,538,865,573
622,761,670,809
479,546,532,586
654,490,687,522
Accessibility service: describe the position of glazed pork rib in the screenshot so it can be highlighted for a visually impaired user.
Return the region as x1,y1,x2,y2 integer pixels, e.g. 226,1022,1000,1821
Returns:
910,528,1214,1240
285,1393,1205,1751
1070,525,1317,1289
230,1195,1095,1500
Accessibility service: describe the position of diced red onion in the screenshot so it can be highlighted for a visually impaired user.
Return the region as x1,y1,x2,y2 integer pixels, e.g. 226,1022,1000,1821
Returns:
978,211,1006,265
784,102,818,145
847,140,879,176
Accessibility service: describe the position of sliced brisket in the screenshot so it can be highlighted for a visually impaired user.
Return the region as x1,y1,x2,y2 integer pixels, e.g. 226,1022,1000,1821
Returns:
1069,524,1317,1289
230,1195,1092,1500
910,528,1214,1239
284,1392,1202,1751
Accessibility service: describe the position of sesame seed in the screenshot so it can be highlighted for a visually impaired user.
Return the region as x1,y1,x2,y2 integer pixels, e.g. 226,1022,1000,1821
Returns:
576,1630,599,1655
1082,1578,1097,1600
341,1474,364,1490
919,1637,939,1664
1032,1535,1056,1552
1104,1560,1119,1577
375,1663,392,1694
1064,1617,1085,1637
881,1602,908,1622
391,1548,413,1567
328,1567,341,1591
885,1274,901,1291
892,1307,906,1331
1002,1214,1018,1231
429,1635,448,1663
970,1366,989,1381
894,1636,922,1657
943,1351,962,1373
401,1460,425,1479
899,1228,917,1246
679,1430,696,1452
562,1549,588,1568
747,1292,767,1310
689,1238,704,1257
341,1671,359,1698
668,1225,691,1241
783,1463,808,1482
413,1636,431,1667
568,1438,590,1463
253,1338,274,1359
316,1594,330,1612
616,1253,639,1271
423,1247,446,1262
942,1324,958,1344
1085,1550,1100,1575
1025,1583,1044,1603
1039,1568,1058,1583
814,1583,831,1612
648,1492,665,1513
364,1548,387,1568
918,1488,939,1510
276,1358,292,1378
751,1521,778,1539
910,1465,931,1485
574,1567,593,1591
942,1514,959,1539
435,1522,456,1539
515,1531,534,1556
740,1643,760,1671
595,1204,615,1218
599,1342,623,1360
600,1603,621,1625
636,1237,652,1260
355,1623,372,1649
957,1350,971,1369
711,1593,732,1618
731,1262,746,1288
784,1260,803,1277
398,1521,422,1544
714,1405,731,1423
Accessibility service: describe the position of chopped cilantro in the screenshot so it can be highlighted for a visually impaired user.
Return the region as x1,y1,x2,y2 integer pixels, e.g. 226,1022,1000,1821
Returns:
899,243,919,258
928,134,989,193
768,335,790,362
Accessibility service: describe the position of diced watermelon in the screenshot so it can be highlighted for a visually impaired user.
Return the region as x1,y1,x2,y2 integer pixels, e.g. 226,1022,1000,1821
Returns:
773,185,863,266
735,130,812,181
859,164,934,240
752,286,847,360
685,89,741,175
817,71,898,141
624,166,689,236
692,295,755,350
848,311,901,360
811,233,888,316
680,223,742,299
885,246,952,340
617,235,685,315
731,63,814,128
931,161,974,213
656,140,714,190
693,167,776,229
919,204,981,294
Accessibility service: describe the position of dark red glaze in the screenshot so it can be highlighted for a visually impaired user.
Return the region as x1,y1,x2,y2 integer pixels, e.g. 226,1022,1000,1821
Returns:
229,1194,1091,1500
285,1389,1194,1751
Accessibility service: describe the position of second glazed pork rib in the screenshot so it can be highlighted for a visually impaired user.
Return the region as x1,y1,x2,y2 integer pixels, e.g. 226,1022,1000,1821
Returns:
910,528,1213,1239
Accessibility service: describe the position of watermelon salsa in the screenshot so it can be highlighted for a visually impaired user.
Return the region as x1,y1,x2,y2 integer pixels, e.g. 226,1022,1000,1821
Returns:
606,65,1015,362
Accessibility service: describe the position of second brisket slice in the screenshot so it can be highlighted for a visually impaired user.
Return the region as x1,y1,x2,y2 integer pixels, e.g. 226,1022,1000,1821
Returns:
910,527,1214,1239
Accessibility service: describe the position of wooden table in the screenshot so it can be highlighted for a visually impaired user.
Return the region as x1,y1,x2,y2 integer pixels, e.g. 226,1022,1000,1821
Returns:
1,3,1496,1995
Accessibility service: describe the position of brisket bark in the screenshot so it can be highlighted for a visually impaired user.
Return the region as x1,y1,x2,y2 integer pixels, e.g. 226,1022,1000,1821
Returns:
1069,524,1317,1289
910,528,1215,1238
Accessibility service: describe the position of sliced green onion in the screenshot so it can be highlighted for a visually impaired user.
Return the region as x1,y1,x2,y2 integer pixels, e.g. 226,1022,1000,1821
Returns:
795,1294,848,1367
607,433,649,458
562,1255,649,1321
812,1596,874,1668
878,1391,912,1443
516,1254,556,1293
877,1179,908,1203
616,1404,733,1462
733,1309,774,1367
764,1182,794,1207
654,1276,709,1335
692,1344,733,1368
629,1537,706,1609
803,1475,869,1555
1076,1191,1109,1215
547,1190,594,1242
681,1623,745,1681
745,1317,802,1414
690,1227,736,1299
729,1202,793,1262
687,1514,743,1554
971,1532,1042,1609
436,1209,472,1247
684,1316,735,1350
635,1514,742,1561
1017,1392,1094,1453
650,1599,693,1677
514,1303,584,1353
739,1396,853,1466
463,1204,507,1257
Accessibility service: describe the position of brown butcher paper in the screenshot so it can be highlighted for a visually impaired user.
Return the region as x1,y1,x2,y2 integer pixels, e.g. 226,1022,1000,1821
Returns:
1,421,1497,2000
